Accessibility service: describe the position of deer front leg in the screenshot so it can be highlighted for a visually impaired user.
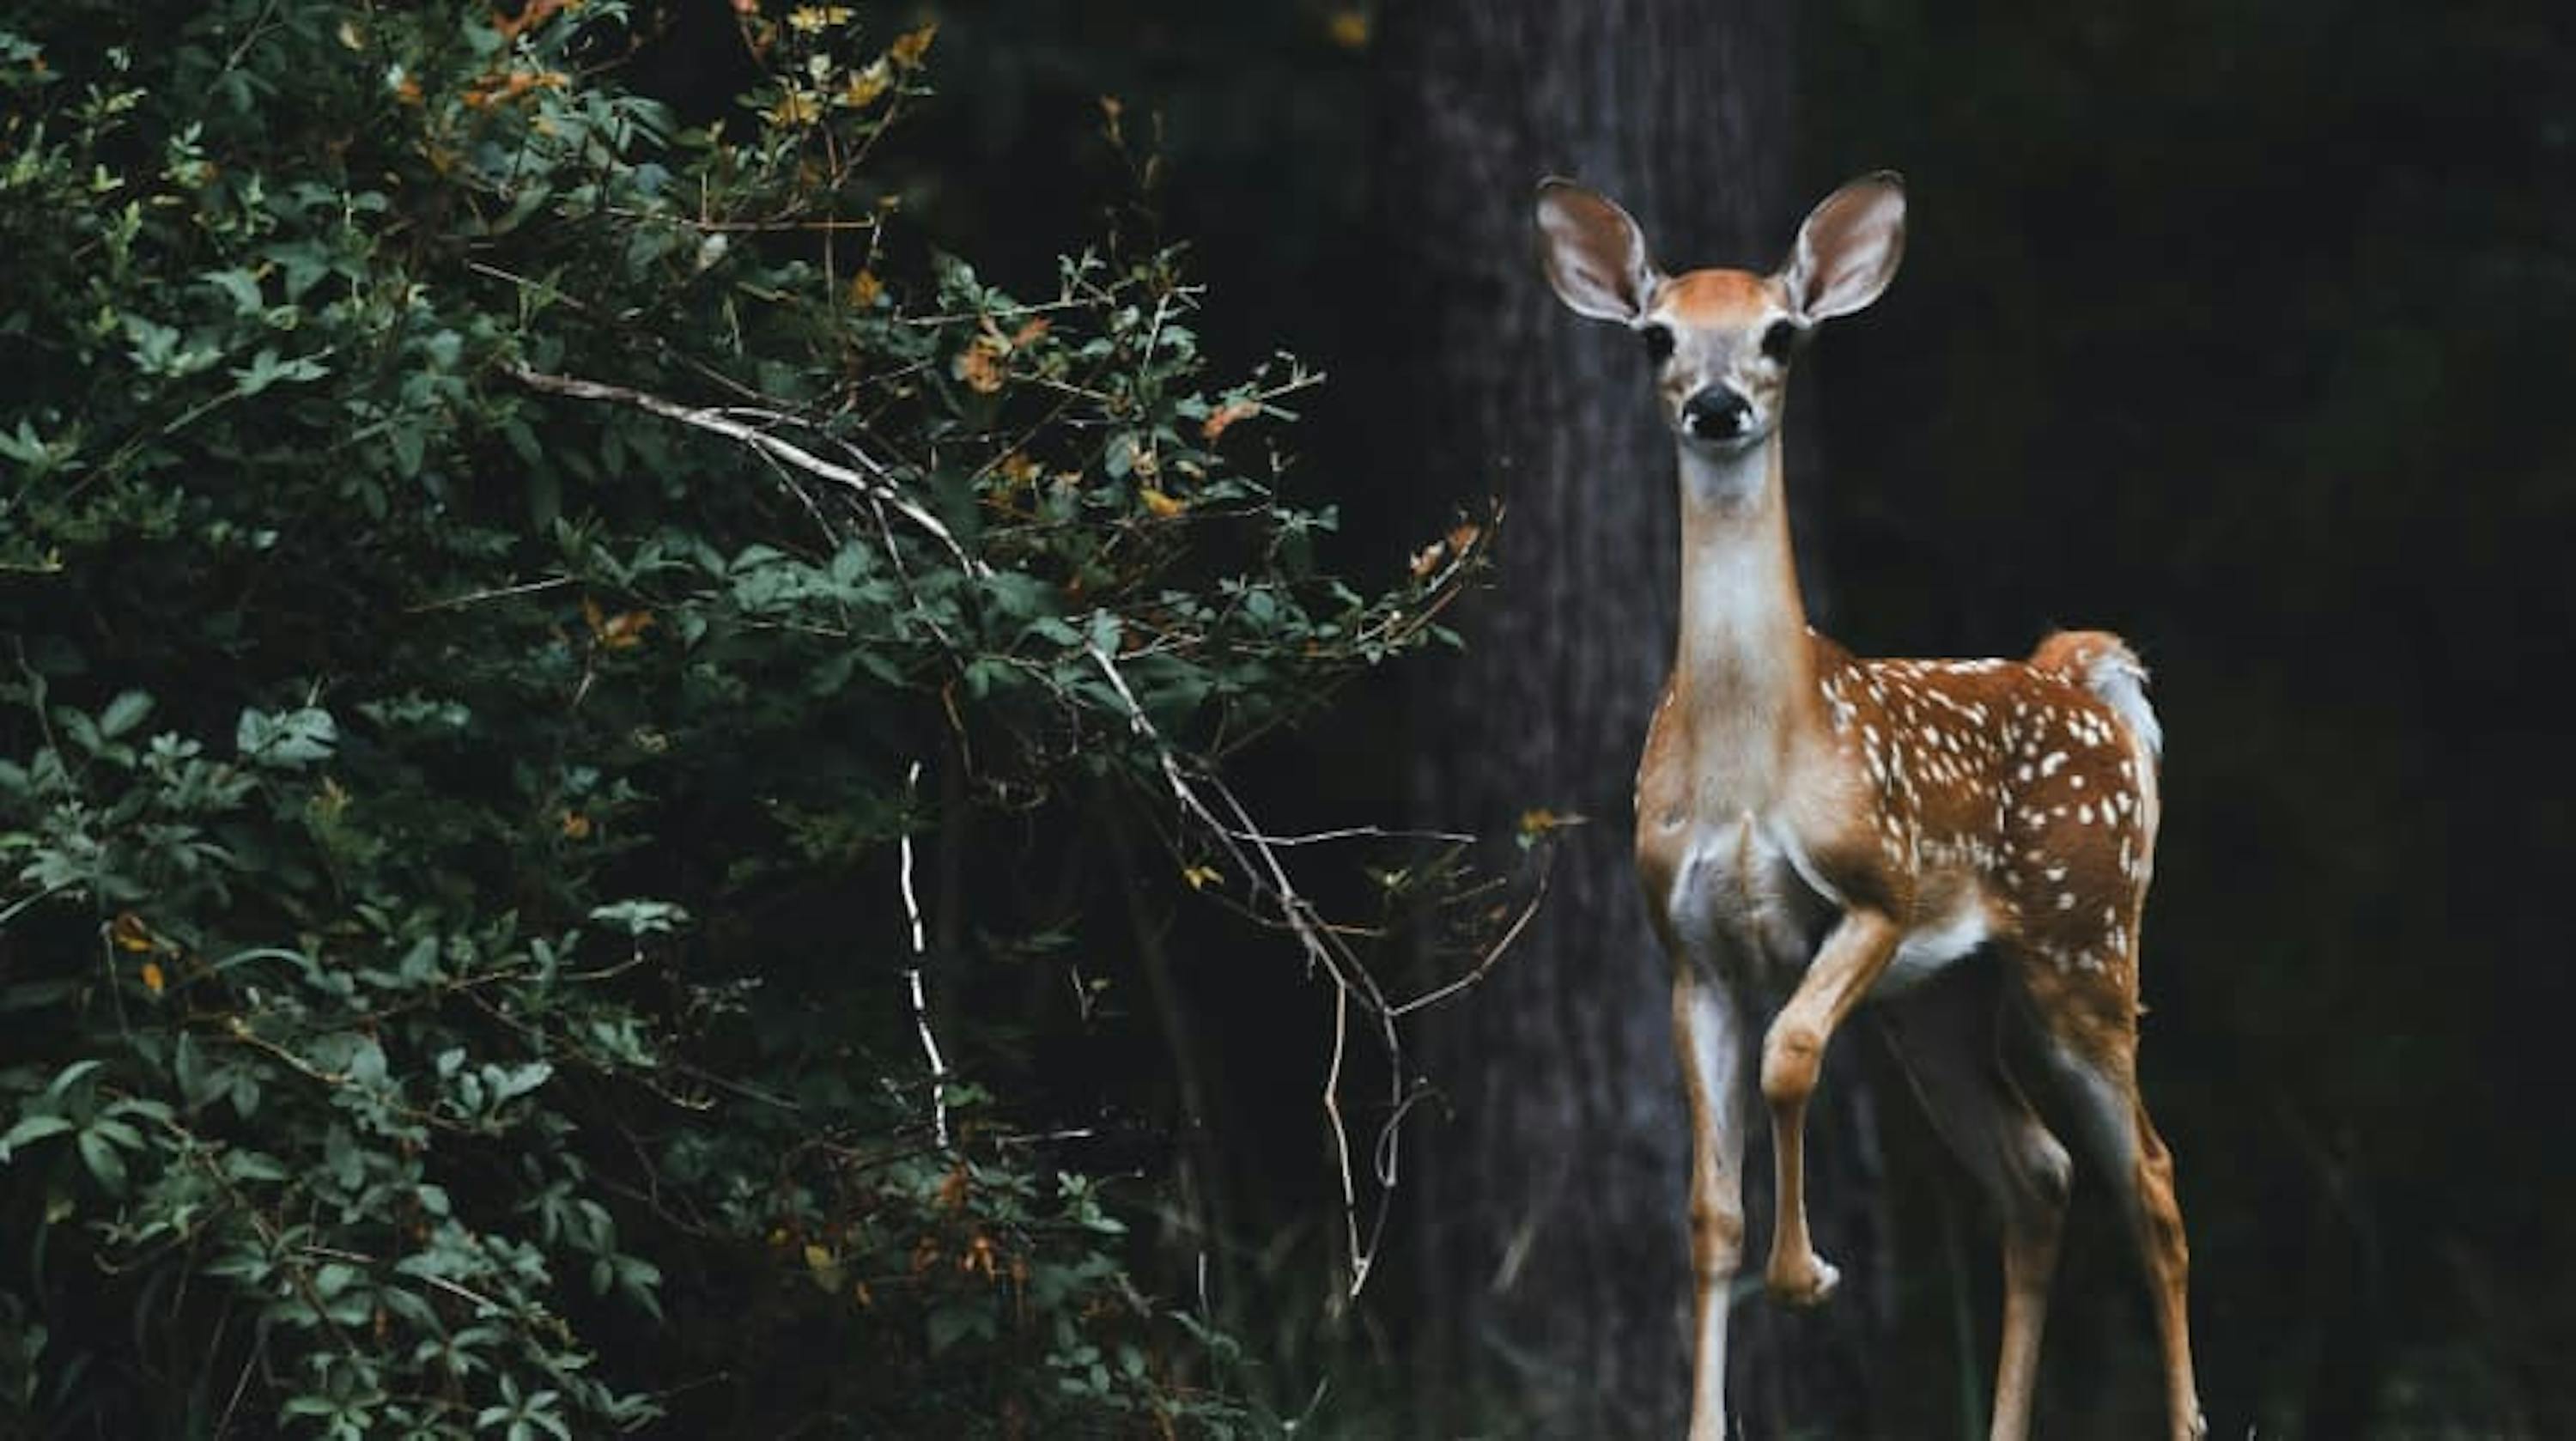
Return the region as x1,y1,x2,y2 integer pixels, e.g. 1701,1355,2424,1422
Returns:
1673,962,1752,1441
1760,907,1900,1305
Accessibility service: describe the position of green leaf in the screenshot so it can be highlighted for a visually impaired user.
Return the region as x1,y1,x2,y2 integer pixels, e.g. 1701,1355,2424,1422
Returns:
0,1114,74,1157
204,267,264,313
235,707,337,769
389,418,427,479
927,1299,993,1355
97,690,154,739
76,1129,127,1193
44,1061,103,1098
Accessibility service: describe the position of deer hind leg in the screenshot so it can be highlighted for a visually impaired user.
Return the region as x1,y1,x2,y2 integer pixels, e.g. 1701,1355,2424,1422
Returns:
1884,965,2072,1441
2033,997,2208,1441
1672,963,1752,1441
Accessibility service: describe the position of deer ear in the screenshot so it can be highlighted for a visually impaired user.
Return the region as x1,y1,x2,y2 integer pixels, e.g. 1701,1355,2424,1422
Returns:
1535,179,1660,323
1783,172,1905,322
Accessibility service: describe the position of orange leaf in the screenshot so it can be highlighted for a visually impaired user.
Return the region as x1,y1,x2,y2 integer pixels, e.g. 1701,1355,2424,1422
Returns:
583,598,654,649
1200,398,1260,441
139,961,167,996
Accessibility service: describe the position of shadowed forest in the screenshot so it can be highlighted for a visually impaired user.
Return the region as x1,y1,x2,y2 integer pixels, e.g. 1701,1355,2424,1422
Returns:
1,1,2569,1437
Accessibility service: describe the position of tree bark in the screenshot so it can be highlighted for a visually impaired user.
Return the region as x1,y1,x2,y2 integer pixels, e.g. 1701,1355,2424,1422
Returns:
1373,6,1893,1436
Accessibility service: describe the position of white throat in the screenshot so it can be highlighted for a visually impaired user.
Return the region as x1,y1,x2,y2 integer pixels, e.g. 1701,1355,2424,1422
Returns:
1669,435,1814,796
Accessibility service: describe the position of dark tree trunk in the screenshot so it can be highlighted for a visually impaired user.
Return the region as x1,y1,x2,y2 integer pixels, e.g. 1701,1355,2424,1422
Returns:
1372,6,1894,1436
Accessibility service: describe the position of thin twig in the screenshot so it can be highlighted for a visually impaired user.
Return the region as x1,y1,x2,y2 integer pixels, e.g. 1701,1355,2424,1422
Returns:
404,574,577,613
1215,824,1481,849
1088,641,1397,1297
1387,854,1551,1018
898,760,951,1147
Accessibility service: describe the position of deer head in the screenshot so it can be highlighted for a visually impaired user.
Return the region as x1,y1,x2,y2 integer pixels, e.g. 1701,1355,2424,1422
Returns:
1534,173,1907,456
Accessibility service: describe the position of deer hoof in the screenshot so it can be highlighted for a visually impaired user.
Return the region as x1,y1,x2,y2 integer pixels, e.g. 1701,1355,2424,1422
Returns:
1765,1253,1841,1308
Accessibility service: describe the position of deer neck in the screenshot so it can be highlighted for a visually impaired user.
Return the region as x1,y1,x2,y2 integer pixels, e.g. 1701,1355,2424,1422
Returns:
1667,437,1818,802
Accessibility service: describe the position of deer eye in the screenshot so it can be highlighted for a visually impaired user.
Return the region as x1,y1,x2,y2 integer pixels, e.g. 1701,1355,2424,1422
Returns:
1639,323,1675,364
1760,319,1802,362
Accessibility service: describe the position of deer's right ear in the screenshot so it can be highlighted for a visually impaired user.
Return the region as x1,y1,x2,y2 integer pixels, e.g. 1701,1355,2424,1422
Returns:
1535,179,1658,323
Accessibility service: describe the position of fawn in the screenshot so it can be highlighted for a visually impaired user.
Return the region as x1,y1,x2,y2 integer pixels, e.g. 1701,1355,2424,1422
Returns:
1534,173,2204,1440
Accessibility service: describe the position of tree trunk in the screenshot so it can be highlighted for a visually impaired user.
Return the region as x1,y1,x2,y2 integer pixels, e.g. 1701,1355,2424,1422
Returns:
1373,6,1894,1436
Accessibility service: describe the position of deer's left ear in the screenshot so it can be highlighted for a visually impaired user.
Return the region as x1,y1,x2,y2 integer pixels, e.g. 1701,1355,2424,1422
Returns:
1782,172,1905,322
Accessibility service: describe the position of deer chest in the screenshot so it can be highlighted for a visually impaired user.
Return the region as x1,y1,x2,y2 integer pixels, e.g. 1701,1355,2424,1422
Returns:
1642,810,1837,988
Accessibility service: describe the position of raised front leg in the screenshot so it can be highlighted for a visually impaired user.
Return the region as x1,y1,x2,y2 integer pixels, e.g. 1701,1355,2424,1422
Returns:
1759,908,1900,1305
1672,964,1752,1441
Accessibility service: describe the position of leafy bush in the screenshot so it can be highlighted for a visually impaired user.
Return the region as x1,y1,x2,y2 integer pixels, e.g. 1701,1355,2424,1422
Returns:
0,3,1480,1434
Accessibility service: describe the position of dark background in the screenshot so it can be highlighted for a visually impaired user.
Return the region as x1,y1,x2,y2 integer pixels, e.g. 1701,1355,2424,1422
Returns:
777,1,2573,1434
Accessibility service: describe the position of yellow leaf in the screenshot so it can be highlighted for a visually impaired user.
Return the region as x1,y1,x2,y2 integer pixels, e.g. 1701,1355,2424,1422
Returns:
1327,9,1370,50
139,961,166,997
836,60,890,110
762,88,822,128
802,1243,845,1293
1181,864,1221,891
1139,487,1188,519
561,811,592,840
787,4,852,33
1518,808,1563,838
888,22,938,68
110,912,156,953
847,269,884,307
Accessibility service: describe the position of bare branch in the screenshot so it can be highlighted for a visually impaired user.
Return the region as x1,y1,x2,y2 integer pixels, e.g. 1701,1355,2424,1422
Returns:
899,759,951,1148
1088,641,1404,1298
502,363,985,578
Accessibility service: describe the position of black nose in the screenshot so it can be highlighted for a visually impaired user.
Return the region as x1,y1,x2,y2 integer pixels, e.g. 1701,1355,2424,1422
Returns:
1681,388,1753,441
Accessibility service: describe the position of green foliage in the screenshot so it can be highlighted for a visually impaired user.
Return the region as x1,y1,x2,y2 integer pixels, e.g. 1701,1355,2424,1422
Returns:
0,3,1473,1434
